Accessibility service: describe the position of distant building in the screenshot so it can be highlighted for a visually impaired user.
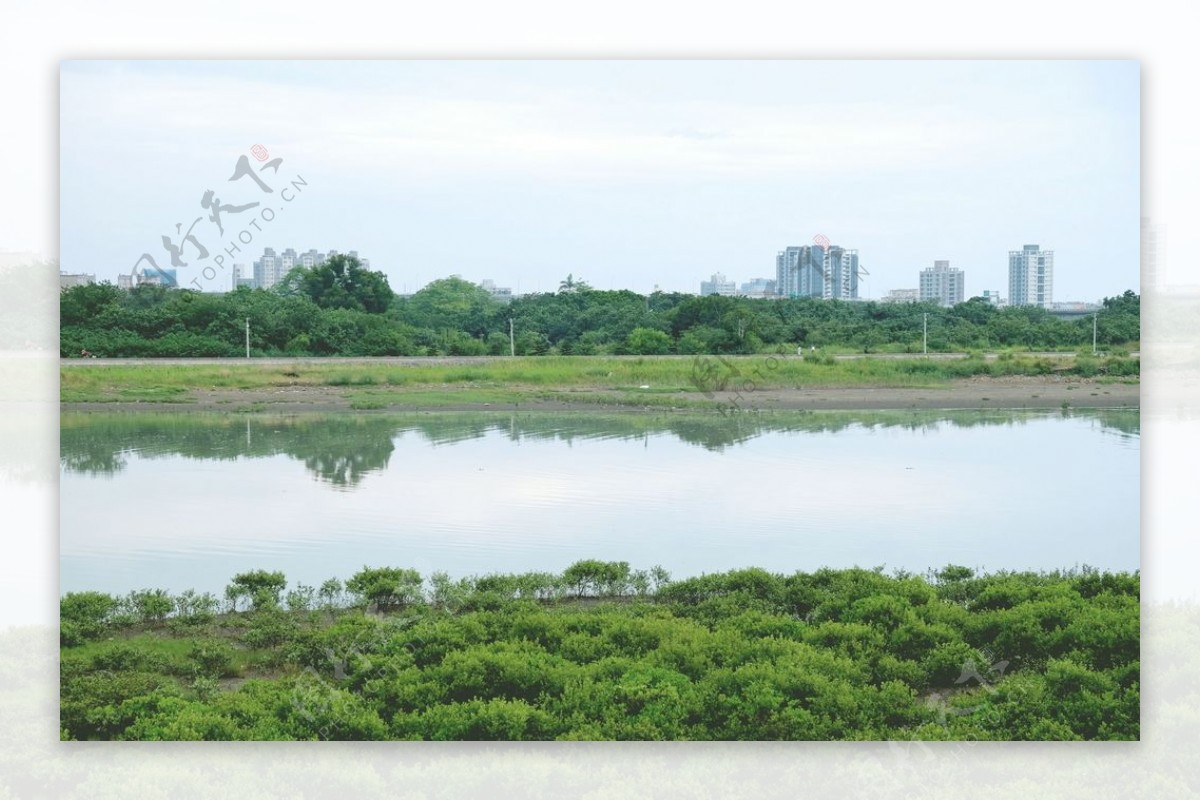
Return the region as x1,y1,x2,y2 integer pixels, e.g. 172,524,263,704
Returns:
882,288,919,304
700,272,737,296
979,289,1004,306
1008,244,1053,308
823,246,859,300
251,247,371,291
739,277,777,298
776,244,859,300
776,246,824,298
59,272,95,290
254,248,284,289
480,279,513,302
116,262,177,288
918,260,965,307
232,263,254,290
138,266,177,286
1046,301,1101,321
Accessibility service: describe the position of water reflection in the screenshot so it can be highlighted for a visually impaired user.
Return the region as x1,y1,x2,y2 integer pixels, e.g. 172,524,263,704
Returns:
61,408,1139,489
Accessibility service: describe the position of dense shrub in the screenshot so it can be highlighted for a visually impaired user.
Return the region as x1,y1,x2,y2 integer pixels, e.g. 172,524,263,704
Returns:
60,563,1140,741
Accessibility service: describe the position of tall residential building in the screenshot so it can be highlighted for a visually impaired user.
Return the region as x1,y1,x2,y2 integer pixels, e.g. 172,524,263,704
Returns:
700,272,737,296
776,244,858,300
776,246,824,298
1008,244,1053,308
918,260,965,307
254,248,284,289
823,246,859,300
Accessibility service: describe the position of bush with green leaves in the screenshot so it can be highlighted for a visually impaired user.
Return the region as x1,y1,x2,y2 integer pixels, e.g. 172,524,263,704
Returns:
60,563,1139,741
346,566,424,612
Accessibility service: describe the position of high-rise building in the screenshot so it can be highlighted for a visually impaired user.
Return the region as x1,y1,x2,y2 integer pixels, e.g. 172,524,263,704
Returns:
776,244,859,300
823,246,859,300
254,248,283,289
776,246,823,298
700,272,737,296
918,260,965,307
1008,244,1053,308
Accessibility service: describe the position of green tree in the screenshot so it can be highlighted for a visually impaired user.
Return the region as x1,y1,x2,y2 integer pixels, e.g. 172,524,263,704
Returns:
128,588,174,625
225,570,288,612
281,253,394,314
402,277,498,337
558,273,592,293
60,591,119,644
346,566,424,612
624,327,673,355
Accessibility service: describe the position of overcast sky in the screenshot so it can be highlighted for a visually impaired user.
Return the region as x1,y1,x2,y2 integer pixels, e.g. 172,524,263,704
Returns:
60,60,1138,300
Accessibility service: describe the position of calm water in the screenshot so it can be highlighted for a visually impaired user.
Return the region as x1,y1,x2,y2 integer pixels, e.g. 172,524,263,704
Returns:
60,409,1140,595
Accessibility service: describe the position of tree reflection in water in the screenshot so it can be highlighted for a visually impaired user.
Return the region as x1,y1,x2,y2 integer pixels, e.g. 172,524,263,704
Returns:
60,407,1139,488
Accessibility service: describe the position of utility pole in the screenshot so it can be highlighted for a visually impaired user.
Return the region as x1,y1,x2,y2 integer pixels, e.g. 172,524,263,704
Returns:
245,318,250,359
509,318,515,357
1093,312,1098,356
923,313,928,356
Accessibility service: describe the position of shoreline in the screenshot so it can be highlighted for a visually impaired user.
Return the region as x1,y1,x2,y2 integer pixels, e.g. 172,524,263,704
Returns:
60,374,1139,413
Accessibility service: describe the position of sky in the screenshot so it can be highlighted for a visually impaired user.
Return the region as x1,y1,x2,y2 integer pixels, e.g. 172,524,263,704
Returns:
59,60,1139,300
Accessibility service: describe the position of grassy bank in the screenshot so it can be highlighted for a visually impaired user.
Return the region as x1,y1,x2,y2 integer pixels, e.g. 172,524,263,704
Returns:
60,353,1139,405
60,561,1139,741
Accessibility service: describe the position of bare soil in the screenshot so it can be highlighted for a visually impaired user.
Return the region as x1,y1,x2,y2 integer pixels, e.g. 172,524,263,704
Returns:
62,375,1139,413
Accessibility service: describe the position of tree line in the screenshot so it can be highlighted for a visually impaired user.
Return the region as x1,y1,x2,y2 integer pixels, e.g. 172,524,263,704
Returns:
60,256,1140,357
61,561,1139,741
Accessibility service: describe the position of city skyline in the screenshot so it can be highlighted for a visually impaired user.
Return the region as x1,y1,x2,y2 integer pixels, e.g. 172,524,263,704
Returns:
60,60,1139,299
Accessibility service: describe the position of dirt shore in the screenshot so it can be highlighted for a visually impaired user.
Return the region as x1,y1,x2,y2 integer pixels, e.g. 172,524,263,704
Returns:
61,374,1138,413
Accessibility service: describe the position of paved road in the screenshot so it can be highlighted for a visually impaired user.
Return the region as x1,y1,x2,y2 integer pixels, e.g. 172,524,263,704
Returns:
59,351,1135,367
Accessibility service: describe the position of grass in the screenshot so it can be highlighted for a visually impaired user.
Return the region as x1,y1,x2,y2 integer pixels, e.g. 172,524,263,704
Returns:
59,354,1139,405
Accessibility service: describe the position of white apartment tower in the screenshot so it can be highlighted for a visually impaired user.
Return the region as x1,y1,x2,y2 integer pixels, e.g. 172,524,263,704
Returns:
1008,244,1053,308
777,244,858,300
919,260,965,307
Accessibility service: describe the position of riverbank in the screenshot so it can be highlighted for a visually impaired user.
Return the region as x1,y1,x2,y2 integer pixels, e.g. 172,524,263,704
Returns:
60,355,1139,412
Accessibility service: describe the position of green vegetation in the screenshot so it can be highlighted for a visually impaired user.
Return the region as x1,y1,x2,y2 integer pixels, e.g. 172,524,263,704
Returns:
60,264,1140,358
60,352,1139,405
61,562,1139,741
